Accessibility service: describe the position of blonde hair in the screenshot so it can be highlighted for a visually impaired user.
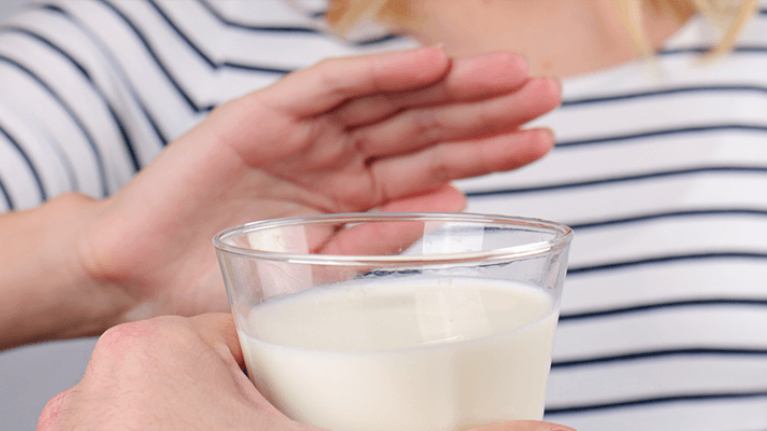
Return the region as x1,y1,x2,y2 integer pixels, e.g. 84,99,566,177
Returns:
619,0,760,58
327,0,760,57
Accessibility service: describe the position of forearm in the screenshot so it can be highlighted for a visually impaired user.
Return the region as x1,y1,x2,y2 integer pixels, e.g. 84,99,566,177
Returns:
0,194,132,350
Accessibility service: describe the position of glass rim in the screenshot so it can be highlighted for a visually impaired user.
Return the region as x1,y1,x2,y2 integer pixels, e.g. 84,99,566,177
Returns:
213,212,573,265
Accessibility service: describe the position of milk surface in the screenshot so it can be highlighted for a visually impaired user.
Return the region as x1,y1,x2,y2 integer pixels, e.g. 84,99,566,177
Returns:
238,276,557,431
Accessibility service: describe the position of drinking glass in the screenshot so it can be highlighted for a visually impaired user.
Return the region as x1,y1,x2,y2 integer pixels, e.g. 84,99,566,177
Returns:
214,212,573,431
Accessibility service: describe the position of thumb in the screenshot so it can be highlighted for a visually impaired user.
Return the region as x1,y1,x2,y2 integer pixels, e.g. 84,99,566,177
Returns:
190,313,244,367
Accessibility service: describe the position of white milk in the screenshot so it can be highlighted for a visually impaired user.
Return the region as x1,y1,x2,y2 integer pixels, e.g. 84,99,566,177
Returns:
238,276,558,431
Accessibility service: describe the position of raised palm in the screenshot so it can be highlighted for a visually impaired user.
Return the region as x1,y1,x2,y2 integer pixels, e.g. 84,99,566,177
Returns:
80,47,561,322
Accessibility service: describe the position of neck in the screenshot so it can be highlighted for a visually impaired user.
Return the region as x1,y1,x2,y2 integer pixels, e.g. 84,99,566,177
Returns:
399,0,695,77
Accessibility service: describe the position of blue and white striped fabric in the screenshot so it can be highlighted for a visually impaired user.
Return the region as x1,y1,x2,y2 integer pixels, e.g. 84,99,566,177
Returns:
0,0,415,210
1,1,766,430
459,7,767,430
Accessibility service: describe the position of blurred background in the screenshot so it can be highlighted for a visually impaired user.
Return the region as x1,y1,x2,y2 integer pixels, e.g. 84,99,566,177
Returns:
0,2,98,430
0,1,27,17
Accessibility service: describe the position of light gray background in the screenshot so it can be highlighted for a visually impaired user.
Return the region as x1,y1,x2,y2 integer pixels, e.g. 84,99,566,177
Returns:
0,2,97,431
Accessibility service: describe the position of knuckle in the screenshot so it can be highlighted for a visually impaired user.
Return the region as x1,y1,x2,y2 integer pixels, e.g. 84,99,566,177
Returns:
85,316,198,381
97,319,159,350
314,56,383,99
428,146,452,183
94,317,187,360
315,59,348,95
474,102,500,129
37,389,73,431
352,129,376,154
413,110,443,143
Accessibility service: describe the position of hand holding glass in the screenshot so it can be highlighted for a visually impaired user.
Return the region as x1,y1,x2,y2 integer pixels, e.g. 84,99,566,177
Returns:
214,213,573,431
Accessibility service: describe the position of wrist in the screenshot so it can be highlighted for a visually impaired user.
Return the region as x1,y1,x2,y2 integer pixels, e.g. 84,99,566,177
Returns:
0,193,133,349
67,194,138,336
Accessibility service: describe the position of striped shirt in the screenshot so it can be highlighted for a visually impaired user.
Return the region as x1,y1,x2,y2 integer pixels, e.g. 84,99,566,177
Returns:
1,1,767,430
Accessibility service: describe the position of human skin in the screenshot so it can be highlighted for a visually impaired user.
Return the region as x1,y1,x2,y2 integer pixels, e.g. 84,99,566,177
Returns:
398,0,694,77
5,2,715,430
36,313,577,431
0,46,561,350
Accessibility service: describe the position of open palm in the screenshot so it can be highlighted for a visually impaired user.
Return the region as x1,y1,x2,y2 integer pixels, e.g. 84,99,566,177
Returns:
78,47,561,322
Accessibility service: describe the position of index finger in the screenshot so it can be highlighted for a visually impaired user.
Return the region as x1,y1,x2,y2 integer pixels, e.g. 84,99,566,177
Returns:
332,51,530,127
259,46,451,117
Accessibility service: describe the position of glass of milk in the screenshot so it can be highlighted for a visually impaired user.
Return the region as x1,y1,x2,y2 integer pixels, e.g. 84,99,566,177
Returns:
214,212,572,431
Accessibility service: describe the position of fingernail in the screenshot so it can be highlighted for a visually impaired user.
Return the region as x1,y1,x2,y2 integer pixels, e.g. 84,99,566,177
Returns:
544,75,562,92
541,76,563,107
543,127,556,144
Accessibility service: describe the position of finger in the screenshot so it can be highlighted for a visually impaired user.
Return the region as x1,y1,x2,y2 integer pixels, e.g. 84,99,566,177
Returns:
190,313,244,367
332,51,529,127
317,184,467,258
378,183,467,213
370,128,554,202
185,314,290,419
308,186,466,287
468,420,577,431
352,76,560,158
37,388,74,431
260,46,451,117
